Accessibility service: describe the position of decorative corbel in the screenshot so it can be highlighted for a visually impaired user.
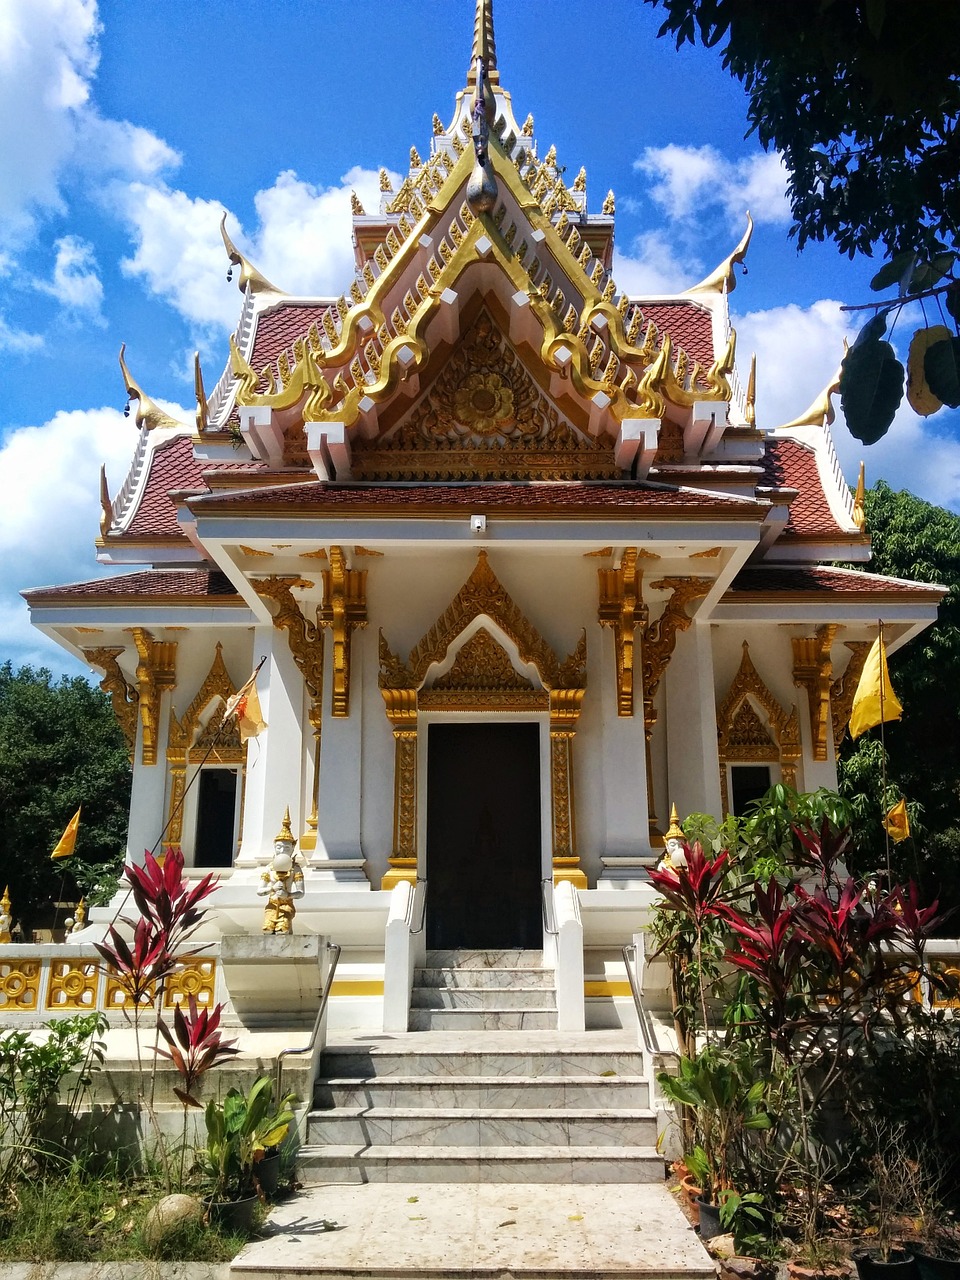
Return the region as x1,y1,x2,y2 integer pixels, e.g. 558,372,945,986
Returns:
597,548,658,716
83,647,138,760
831,640,873,751
378,633,420,889
318,546,368,717
130,630,177,766
792,625,839,762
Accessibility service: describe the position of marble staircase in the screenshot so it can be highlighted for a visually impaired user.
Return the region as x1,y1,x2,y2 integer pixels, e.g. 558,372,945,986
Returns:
300,953,663,1185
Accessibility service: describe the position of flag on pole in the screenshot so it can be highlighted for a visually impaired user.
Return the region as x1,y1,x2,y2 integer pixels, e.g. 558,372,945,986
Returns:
224,671,267,743
51,808,81,859
849,635,903,739
883,798,911,843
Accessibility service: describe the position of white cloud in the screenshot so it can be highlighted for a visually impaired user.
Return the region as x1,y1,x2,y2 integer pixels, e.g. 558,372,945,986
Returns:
735,298,960,514
635,144,790,229
613,230,699,296
35,234,104,315
0,404,187,673
0,313,44,353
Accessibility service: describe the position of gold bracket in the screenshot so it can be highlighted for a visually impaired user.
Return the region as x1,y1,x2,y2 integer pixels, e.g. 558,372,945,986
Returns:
130,629,177,766
318,546,368,717
792,625,839,762
84,647,139,760
830,640,873,751
597,548,649,717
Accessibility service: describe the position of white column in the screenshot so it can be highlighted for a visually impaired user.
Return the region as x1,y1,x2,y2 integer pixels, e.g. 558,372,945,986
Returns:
313,633,368,884
236,623,304,867
665,621,722,821
598,624,654,885
126,703,172,867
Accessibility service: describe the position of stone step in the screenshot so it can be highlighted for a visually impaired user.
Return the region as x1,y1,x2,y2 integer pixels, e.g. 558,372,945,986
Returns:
296,1143,665,1184
424,949,544,969
408,1007,557,1031
410,985,556,1010
414,965,555,988
313,1074,651,1109
306,1106,658,1147
318,1046,648,1078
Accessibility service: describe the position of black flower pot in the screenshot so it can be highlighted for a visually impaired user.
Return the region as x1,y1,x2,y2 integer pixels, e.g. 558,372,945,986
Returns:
255,1150,282,1199
914,1253,960,1280
203,1193,260,1233
696,1197,723,1241
854,1252,921,1280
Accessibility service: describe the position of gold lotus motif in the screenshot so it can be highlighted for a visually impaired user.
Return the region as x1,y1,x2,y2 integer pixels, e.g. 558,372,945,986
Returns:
454,372,514,435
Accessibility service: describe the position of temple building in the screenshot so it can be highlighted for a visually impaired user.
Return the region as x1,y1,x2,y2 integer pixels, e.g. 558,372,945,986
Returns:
20,1,943,1032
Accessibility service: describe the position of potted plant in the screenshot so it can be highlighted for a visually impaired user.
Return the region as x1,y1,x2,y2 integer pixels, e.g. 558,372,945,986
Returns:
201,1076,296,1229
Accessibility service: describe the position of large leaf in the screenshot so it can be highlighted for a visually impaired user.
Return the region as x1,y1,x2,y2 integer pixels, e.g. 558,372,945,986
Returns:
925,336,960,408
869,250,916,294
945,287,960,325
840,313,905,443
906,325,949,416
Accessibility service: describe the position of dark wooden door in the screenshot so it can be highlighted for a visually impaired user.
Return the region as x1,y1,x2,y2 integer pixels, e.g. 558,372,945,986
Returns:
426,722,542,949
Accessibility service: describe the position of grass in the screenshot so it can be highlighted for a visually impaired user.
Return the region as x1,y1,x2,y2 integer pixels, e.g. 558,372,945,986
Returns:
0,1166,256,1263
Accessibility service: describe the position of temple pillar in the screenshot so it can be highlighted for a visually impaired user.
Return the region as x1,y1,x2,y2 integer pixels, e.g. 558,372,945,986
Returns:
236,623,303,867
313,636,369,883
598,623,653,884
126,709,172,866
665,621,722,821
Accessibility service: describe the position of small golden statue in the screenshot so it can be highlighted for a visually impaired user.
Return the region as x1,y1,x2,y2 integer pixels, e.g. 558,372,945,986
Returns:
64,898,87,937
258,808,305,935
658,804,688,872
0,886,12,944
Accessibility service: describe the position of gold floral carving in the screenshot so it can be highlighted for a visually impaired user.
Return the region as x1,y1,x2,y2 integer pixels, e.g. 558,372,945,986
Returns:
317,546,368,718
597,548,649,717
104,971,155,1010
84,647,138,760
46,959,99,1010
164,959,216,1008
792,625,839,762
831,641,873,751
353,311,619,481
130,630,177,767
717,642,802,816
379,553,587,888
0,960,40,1011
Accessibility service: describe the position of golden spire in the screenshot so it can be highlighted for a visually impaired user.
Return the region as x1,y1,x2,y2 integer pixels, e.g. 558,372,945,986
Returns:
274,806,296,847
194,351,209,433
777,357,844,430
686,212,754,294
572,166,587,192
99,464,112,537
432,113,444,135
410,145,423,167
379,168,393,192
219,213,282,296
602,190,615,215
467,0,499,85
350,191,365,215
853,462,867,532
118,344,185,432
745,352,757,426
521,113,534,137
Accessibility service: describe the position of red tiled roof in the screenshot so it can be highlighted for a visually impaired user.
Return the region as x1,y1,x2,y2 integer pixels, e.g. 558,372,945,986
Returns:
23,569,241,603
123,435,207,539
187,480,769,517
639,301,715,368
249,301,329,373
759,437,843,538
727,565,945,600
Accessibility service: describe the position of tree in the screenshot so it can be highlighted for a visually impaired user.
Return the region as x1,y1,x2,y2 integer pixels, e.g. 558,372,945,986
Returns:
838,483,960,910
0,664,131,935
644,0,960,443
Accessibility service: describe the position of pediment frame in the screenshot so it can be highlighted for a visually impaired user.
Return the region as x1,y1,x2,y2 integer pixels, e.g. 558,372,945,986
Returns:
717,640,801,813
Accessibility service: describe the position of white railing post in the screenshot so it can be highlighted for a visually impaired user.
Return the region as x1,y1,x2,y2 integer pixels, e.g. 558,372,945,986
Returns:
553,879,584,1032
382,880,415,1032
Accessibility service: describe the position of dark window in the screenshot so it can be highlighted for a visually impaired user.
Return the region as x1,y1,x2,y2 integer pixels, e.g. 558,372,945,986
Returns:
195,768,238,868
730,765,772,817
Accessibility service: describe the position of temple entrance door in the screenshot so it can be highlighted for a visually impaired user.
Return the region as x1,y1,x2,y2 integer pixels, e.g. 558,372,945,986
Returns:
425,721,542,950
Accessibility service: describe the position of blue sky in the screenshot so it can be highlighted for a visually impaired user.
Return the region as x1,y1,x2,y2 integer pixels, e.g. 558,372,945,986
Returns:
2,0,959,676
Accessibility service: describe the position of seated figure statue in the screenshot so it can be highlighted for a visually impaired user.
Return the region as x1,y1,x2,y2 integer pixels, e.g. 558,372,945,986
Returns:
258,808,305,934
657,804,688,872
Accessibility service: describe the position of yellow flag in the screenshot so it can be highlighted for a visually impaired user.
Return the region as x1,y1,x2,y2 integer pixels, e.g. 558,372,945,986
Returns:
883,798,911,843
224,672,267,743
51,808,81,859
849,635,902,739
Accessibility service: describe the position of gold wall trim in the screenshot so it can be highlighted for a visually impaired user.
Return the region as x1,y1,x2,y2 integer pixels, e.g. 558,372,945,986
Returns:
330,979,384,996
130,629,177,766
717,641,801,814
584,980,632,997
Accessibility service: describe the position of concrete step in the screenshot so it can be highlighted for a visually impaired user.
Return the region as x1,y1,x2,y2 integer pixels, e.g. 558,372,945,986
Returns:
306,1105,658,1147
411,985,556,1009
408,1007,557,1030
424,949,544,969
414,965,555,988
313,1074,651,1109
296,1143,666,1184
318,1045,648,1078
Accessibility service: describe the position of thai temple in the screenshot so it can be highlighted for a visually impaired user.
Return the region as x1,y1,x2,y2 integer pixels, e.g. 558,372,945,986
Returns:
16,0,943,1042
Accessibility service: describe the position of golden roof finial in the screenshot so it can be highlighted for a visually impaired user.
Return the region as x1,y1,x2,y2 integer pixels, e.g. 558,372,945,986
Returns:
745,352,757,426
350,191,365,215
521,113,534,137
853,462,867,532
572,166,587,192
467,0,499,85
194,351,209,433
432,113,444,135
410,145,423,168
118,344,185,432
219,213,282,296
602,189,615,215
777,356,844,430
686,211,754,295
666,804,684,843
99,464,112,537
379,168,393,193
545,144,557,167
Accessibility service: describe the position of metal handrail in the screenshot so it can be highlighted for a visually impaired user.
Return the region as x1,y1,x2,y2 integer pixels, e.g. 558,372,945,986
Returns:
622,942,659,1055
410,877,427,936
541,876,558,937
275,941,341,1099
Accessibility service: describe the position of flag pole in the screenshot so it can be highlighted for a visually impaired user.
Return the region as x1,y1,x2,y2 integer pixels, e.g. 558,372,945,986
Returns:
877,619,892,881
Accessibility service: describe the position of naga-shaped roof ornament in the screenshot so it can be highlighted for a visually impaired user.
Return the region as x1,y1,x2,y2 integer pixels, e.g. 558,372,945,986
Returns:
219,213,283,297
686,211,754,294
118,343,185,432
777,355,844,430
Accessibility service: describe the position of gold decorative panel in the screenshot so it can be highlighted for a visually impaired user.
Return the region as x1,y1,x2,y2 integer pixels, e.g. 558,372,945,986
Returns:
318,546,368,717
0,960,41,1011
831,641,872,751
130,629,177,766
717,641,801,815
46,958,99,1010
163,959,216,1008
419,628,548,712
103,972,155,1010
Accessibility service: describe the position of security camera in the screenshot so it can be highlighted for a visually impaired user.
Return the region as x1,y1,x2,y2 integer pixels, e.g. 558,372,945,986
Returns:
470,514,486,535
